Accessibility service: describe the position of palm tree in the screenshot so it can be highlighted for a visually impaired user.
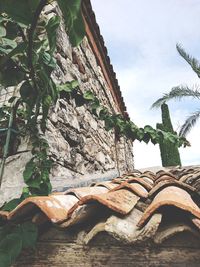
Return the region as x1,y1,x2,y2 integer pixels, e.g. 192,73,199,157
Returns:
152,44,200,137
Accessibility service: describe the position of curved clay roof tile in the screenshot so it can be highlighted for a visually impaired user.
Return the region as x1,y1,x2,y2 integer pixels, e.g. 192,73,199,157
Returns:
110,182,148,198
137,186,200,228
68,189,140,216
148,180,196,199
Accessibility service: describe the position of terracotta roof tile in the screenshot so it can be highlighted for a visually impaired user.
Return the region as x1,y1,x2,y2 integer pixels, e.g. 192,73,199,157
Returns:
140,173,156,181
138,186,200,227
68,188,140,215
64,186,108,199
122,177,153,190
156,172,176,181
139,176,154,186
5,195,79,223
154,174,177,185
110,182,148,198
179,173,194,183
148,179,196,199
90,181,117,190
1,166,200,245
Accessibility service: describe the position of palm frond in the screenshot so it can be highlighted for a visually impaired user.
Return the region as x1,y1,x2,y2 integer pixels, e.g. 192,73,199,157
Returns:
176,44,200,78
151,85,200,109
179,110,200,137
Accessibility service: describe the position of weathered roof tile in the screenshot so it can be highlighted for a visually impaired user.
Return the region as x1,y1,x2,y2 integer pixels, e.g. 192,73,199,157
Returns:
138,186,200,227
1,166,200,245
69,188,140,215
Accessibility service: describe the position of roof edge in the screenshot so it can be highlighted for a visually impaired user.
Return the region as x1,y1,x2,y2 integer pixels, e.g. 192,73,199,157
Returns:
82,0,129,118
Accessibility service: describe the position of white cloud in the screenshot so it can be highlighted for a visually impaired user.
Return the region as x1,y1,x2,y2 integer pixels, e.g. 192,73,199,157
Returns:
91,0,200,168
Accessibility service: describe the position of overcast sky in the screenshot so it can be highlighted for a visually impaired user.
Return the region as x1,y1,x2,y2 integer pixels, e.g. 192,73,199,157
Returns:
91,0,200,168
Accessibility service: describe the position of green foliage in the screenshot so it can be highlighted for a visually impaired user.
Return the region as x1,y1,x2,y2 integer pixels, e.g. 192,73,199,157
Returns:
23,137,52,196
0,1,85,264
58,88,189,147
0,0,85,187
151,85,200,109
156,103,182,167
46,15,61,55
57,0,85,46
0,0,40,25
2,198,22,212
152,44,200,137
0,222,38,267
57,80,79,93
179,110,200,137
176,44,200,78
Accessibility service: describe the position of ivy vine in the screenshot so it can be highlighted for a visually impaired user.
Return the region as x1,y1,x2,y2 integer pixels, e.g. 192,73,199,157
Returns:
0,220,38,267
57,83,190,147
0,0,190,266
0,0,85,265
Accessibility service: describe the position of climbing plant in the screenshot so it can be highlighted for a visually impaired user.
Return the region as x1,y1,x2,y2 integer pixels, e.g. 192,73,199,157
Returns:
0,221,38,267
0,0,85,196
0,0,190,266
58,85,190,147
0,0,85,266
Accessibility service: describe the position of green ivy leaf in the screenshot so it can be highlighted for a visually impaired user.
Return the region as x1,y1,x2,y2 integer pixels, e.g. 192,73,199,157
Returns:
2,198,22,212
0,222,38,267
8,42,27,58
21,187,31,199
91,98,100,113
1,38,17,49
166,133,178,144
0,0,40,25
41,168,50,181
105,116,115,131
0,233,22,265
23,159,36,182
46,15,61,55
98,107,109,120
71,80,79,87
37,180,52,195
144,125,155,134
43,95,52,110
57,0,85,46
151,136,159,145
0,38,17,55
136,128,144,141
42,52,57,69
26,176,41,189
57,80,78,93
83,90,95,101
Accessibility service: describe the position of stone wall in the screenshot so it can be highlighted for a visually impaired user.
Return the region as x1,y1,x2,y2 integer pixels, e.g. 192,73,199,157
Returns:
0,3,134,206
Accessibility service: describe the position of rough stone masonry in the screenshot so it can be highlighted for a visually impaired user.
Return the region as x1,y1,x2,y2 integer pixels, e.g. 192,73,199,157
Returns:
0,2,134,206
